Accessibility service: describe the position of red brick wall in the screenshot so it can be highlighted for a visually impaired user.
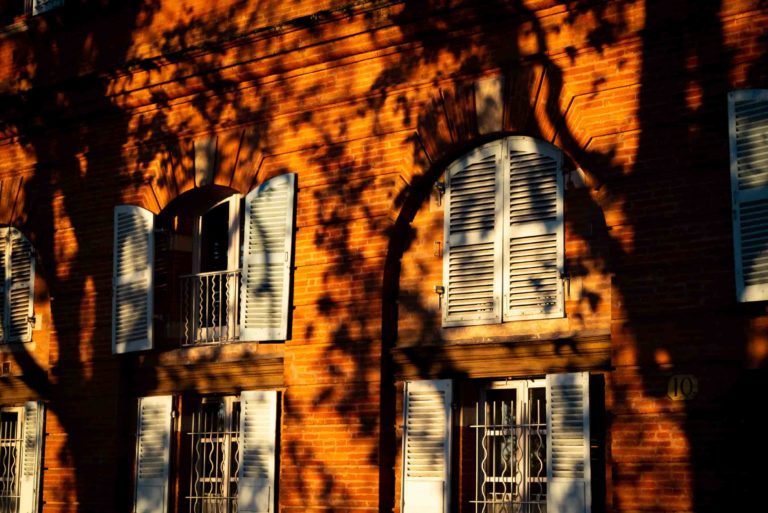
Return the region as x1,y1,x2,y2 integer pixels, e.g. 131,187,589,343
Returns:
0,1,764,512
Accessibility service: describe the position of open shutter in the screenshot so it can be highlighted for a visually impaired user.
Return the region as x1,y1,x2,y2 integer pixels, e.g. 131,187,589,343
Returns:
401,380,452,513
240,174,296,341
30,0,66,17
239,390,278,513
546,372,591,513
0,229,7,342
443,142,503,326
113,205,155,354
8,229,35,343
134,396,172,513
18,401,44,513
729,90,768,301
504,137,564,320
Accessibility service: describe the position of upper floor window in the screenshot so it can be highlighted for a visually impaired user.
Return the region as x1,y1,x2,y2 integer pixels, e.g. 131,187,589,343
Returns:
0,0,64,24
443,136,564,327
0,227,35,344
729,89,768,302
112,174,296,354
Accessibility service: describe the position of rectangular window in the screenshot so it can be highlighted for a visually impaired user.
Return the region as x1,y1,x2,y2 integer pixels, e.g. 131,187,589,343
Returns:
401,374,596,513
472,380,548,513
186,397,241,513
0,408,22,512
134,392,277,513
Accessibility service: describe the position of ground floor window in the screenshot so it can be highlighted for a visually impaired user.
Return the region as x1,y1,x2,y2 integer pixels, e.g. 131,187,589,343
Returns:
134,391,277,513
401,373,601,513
472,380,547,513
0,402,44,513
0,408,22,512
186,397,241,513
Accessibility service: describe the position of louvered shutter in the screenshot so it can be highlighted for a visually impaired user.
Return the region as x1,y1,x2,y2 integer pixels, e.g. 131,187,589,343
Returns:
240,174,296,341
401,380,452,513
729,90,768,301
7,230,35,343
443,142,503,326
113,205,155,354
134,396,172,513
504,137,564,319
239,390,278,513
0,229,7,342
19,401,44,513
546,372,591,513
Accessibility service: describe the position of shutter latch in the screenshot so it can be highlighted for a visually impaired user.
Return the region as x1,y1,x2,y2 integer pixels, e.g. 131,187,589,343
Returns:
434,181,445,206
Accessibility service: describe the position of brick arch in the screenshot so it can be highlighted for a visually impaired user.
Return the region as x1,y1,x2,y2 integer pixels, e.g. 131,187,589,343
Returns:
143,127,267,214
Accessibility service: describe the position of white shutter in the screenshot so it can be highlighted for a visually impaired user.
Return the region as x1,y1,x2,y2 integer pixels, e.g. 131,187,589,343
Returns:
729,90,768,301
240,174,296,341
19,401,44,513
30,0,65,16
134,396,172,513
443,142,503,326
113,205,155,354
504,137,564,320
7,230,35,343
239,390,278,513
401,380,452,513
546,372,591,513
0,229,8,342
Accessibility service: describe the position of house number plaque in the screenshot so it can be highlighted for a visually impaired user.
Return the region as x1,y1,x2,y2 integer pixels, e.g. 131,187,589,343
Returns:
667,374,698,401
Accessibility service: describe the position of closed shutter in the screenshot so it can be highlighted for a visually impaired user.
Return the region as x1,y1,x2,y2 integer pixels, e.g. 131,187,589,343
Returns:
8,230,35,343
504,137,564,319
401,380,452,513
729,90,768,302
239,390,278,513
134,396,173,513
113,205,155,354
546,372,591,513
443,142,503,326
18,401,44,513
240,174,296,341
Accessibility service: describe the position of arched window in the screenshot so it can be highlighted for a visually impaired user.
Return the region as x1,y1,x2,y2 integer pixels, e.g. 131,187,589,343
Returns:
443,136,564,326
112,174,296,353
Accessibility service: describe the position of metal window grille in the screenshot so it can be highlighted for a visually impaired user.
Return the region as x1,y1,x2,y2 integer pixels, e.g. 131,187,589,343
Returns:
472,381,547,513
181,270,240,346
0,409,22,513
188,397,241,513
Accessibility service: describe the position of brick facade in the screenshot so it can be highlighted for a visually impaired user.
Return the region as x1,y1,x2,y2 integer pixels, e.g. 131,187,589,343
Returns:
0,0,765,512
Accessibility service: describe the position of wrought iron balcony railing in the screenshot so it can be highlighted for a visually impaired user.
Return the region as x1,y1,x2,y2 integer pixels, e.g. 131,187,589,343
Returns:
180,269,240,346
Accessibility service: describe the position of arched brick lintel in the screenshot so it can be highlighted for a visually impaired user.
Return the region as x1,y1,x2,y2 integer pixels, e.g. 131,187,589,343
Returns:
143,127,267,214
